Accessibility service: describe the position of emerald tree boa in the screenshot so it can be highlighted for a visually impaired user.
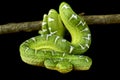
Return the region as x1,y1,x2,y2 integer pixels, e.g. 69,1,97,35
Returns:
19,2,92,73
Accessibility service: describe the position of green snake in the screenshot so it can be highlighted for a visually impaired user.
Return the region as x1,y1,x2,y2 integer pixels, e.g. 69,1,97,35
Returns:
19,2,92,73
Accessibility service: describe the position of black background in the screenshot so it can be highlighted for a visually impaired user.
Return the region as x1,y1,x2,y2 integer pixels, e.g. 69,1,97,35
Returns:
0,0,120,80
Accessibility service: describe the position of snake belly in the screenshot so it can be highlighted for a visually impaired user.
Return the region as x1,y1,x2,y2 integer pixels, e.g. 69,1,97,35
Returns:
19,2,92,73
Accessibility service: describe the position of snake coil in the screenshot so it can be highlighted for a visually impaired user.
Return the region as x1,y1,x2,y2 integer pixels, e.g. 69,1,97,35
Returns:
19,2,92,73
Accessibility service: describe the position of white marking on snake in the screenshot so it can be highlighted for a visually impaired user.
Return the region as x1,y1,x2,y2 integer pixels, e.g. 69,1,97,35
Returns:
76,20,86,26
62,39,66,42
85,44,89,48
41,34,44,37
42,29,47,32
31,37,36,42
50,31,57,35
63,52,66,57
62,4,70,9
48,17,54,22
54,36,60,43
42,22,47,26
25,47,29,53
69,14,78,21
46,34,52,40
48,27,51,32
85,57,89,62
79,44,85,50
81,27,89,32
79,55,84,59
82,34,91,40
69,46,74,53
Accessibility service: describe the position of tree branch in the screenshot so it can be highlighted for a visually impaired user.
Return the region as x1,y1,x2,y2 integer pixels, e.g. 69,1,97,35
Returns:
83,14,120,25
0,14,120,35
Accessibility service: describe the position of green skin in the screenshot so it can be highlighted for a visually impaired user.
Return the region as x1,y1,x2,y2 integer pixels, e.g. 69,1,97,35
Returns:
19,2,92,73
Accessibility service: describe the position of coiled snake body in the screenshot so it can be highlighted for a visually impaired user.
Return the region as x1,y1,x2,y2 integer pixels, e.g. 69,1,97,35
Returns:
19,2,92,73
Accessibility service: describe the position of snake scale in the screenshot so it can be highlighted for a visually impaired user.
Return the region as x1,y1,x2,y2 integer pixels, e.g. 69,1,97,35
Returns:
19,2,92,73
